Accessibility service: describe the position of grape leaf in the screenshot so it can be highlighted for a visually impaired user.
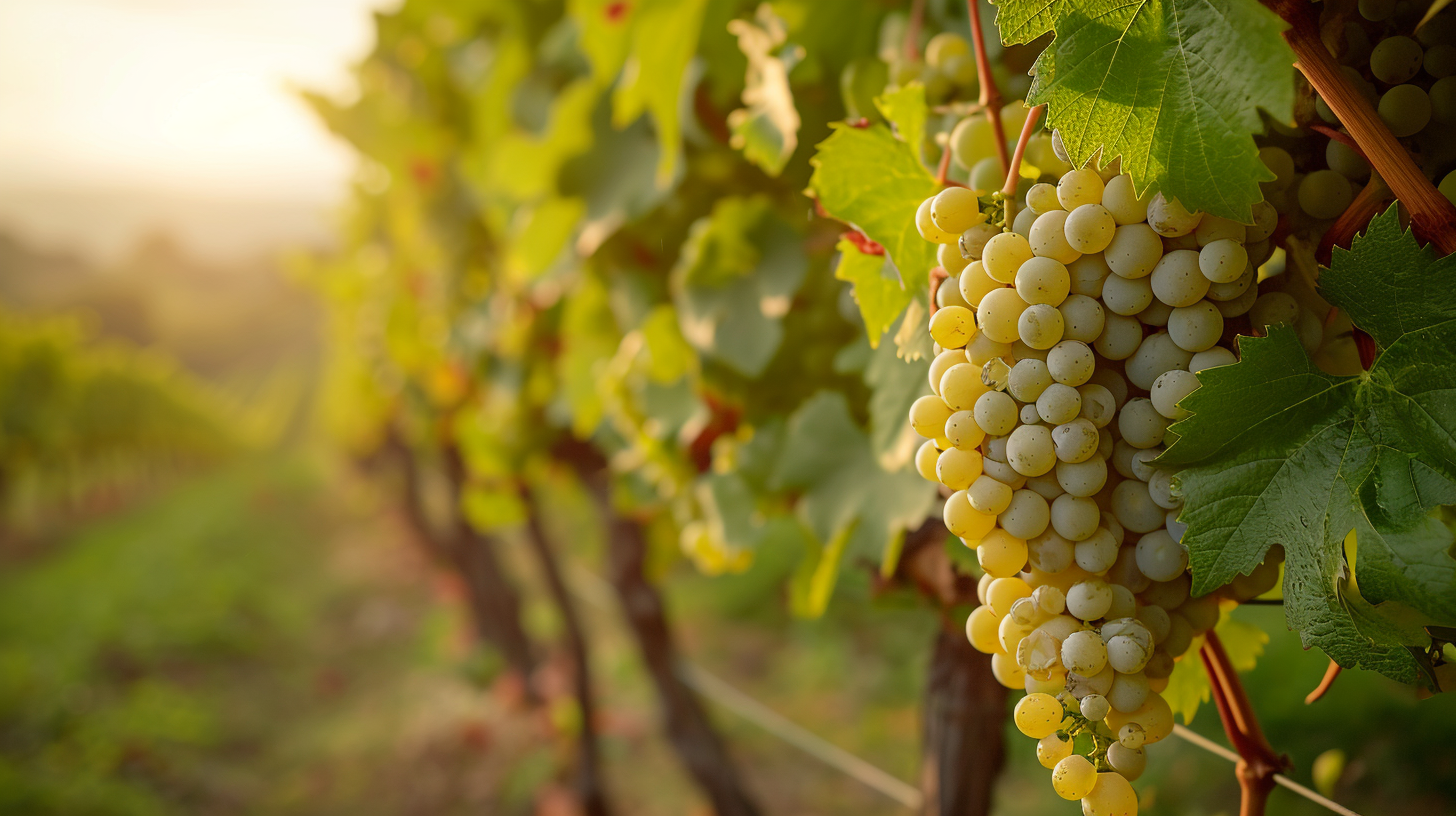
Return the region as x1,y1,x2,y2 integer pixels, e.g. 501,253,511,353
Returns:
612,0,709,188
672,196,807,377
1162,615,1268,724
995,0,1295,222
1160,207,1456,683
727,5,803,177
833,238,912,348
809,123,939,302
771,391,937,614
875,83,927,166
864,315,930,468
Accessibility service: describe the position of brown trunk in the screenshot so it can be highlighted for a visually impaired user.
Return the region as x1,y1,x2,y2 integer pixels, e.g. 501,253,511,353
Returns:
607,515,762,816
522,491,612,816
920,629,1007,816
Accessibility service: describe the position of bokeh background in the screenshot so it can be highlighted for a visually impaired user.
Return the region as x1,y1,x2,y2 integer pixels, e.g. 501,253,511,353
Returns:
1,1,1452,815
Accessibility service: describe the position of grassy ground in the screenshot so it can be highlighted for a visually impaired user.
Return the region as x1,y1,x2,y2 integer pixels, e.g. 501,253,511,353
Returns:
1,457,1452,815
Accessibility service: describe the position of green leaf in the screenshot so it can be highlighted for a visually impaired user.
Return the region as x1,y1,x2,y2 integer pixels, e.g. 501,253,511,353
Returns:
1160,207,1456,682
639,305,697,383
1161,648,1208,724
833,238,912,348
841,57,889,123
789,521,854,617
611,0,709,188
771,391,938,603
996,0,1295,222
672,196,808,377
809,123,939,302
874,82,927,167
570,0,635,87
557,272,621,437
727,5,803,177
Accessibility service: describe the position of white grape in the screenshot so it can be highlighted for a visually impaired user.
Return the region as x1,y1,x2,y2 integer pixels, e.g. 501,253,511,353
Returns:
1008,358,1054,402
1118,398,1169,449
1094,312,1143,360
1019,303,1066,350
983,232,1034,283
1150,249,1209,307
1056,456,1108,497
1125,332,1192,390
1102,174,1150,225
1052,418,1100,464
1107,671,1151,713
1051,494,1101,541
1064,203,1117,253
1147,193,1201,237
1074,526,1121,573
1047,340,1095,386
958,260,1002,306
1001,488,1052,539
1067,579,1114,620
1112,480,1165,533
1167,300,1224,352
1147,469,1181,510
1101,274,1154,316
969,474,1014,515
1149,369,1200,420
1008,424,1058,477
1068,253,1111,297
1036,383,1083,425
1106,743,1146,781
977,287,1030,344
1016,256,1072,305
1030,210,1083,264
974,390,1018,436
1198,239,1248,283
1137,299,1172,327
1104,224,1162,279
1059,294,1106,342
1028,528,1076,573
1062,629,1109,675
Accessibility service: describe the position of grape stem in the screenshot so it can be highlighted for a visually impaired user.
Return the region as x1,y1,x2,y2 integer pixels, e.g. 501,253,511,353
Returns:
966,0,1012,178
1000,104,1045,226
936,140,956,186
1259,0,1456,254
1305,659,1343,704
1200,630,1287,816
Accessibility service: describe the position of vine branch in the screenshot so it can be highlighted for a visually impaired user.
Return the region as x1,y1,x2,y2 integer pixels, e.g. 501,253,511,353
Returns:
1001,104,1044,226
966,0,1011,178
1261,0,1456,254
1201,630,1287,816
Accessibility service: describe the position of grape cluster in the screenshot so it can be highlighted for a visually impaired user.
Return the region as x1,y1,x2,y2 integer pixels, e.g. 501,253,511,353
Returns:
909,130,1286,815
1308,1,1456,208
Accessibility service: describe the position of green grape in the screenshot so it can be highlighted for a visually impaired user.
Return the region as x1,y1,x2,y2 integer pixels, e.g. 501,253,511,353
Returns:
1378,84,1432,137
970,156,1004,191
1441,170,1456,206
931,186,984,233
840,57,890,122
941,53,978,86
951,115,999,171
925,32,969,68
1426,43,1456,78
1342,22,1373,67
1417,10,1456,47
1315,94,1339,125
1371,35,1423,84
1359,0,1395,21
1298,169,1354,219
1016,256,1072,305
1325,137,1370,180
1027,182,1063,214
1431,76,1456,123
1258,145,1295,189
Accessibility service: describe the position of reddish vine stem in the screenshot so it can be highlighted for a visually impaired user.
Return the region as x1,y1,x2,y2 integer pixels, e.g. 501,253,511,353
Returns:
1201,630,1286,816
1261,0,1456,254
1000,104,1044,225
1305,659,1344,704
967,0,1012,178
1307,124,1368,163
937,141,956,186
905,0,926,63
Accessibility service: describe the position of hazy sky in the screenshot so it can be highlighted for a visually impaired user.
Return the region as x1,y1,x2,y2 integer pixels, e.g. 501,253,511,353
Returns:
0,0,394,261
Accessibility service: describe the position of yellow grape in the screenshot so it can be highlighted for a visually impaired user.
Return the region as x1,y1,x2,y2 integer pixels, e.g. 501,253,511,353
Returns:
944,490,997,541
1052,755,1098,800
929,305,975,348
1014,691,1066,738
909,395,954,439
978,527,1029,577
1082,772,1138,816
965,605,1003,654
931,186,985,234
992,651,1026,689
915,439,940,481
1037,733,1073,768
987,575,1033,617
916,197,957,243
936,446,984,491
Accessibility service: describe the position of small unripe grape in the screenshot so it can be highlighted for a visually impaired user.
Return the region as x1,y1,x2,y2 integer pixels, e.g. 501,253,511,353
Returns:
1030,210,1083,264
1065,203,1117,253
983,232,1034,283
1378,84,1432,137
1298,170,1354,221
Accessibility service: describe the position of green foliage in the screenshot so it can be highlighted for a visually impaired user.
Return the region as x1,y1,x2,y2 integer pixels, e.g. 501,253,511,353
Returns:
996,0,1295,221
834,239,912,349
1162,207,1456,683
727,5,803,176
